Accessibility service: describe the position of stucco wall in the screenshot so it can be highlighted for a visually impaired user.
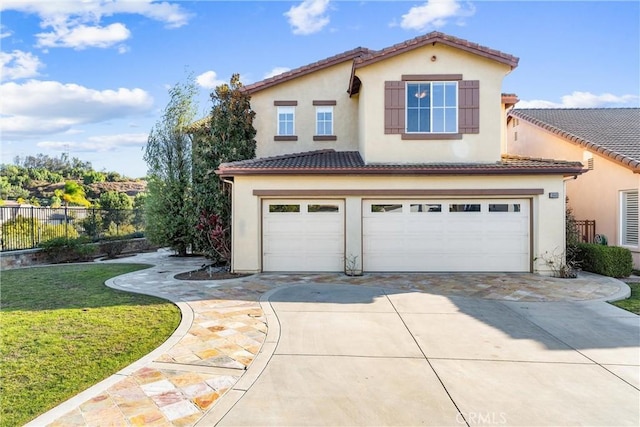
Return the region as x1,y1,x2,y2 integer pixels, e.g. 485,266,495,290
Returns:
250,61,359,158
229,174,566,275
355,43,513,164
507,119,640,266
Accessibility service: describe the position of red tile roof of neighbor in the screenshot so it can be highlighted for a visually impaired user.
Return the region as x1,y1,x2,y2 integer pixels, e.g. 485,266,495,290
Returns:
217,149,584,177
509,108,640,172
242,32,519,96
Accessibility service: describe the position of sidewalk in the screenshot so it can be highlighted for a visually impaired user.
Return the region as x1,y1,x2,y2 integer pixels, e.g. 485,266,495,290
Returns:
28,249,631,426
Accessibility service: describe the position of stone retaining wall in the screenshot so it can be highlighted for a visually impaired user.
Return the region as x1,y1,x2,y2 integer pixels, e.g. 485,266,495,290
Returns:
1,238,157,270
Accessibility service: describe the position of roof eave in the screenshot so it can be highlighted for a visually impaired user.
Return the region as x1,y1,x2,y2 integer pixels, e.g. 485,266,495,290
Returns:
216,167,584,177
242,47,370,95
353,33,519,72
509,110,640,173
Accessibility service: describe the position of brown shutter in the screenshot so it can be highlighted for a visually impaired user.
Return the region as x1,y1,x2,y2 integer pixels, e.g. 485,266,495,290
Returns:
458,80,480,134
384,81,405,134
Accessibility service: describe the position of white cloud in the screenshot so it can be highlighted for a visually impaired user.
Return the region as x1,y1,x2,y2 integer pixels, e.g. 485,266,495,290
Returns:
518,91,640,108
399,0,475,31
37,133,148,153
0,80,154,138
196,71,225,89
36,23,131,50
1,0,190,50
285,0,331,35
0,24,12,39
264,67,291,79
0,50,44,80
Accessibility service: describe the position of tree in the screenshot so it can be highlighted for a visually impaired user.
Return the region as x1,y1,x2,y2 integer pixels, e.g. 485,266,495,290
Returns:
99,191,133,231
54,181,91,207
192,74,256,263
143,75,198,256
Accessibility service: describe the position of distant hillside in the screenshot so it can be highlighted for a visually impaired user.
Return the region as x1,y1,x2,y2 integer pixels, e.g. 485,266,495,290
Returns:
26,180,147,201
1,154,147,205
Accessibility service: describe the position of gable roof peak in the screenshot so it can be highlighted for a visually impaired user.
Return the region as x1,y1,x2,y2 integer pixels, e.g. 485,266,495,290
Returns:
353,31,519,70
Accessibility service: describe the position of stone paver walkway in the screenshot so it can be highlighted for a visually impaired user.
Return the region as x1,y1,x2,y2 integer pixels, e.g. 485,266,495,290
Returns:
28,249,630,427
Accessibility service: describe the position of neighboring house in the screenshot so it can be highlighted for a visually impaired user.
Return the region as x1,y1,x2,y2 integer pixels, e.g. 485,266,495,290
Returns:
507,108,640,267
216,32,584,274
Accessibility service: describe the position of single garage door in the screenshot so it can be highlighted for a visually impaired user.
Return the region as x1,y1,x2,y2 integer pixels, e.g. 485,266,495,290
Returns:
263,199,344,272
363,199,530,272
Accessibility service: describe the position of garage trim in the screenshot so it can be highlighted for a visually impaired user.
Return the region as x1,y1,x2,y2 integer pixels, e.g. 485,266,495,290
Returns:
254,188,544,196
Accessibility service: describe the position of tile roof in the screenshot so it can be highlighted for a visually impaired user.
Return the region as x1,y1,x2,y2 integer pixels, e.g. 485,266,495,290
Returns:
217,149,584,176
509,108,640,171
241,32,518,96
242,47,372,95
353,31,519,70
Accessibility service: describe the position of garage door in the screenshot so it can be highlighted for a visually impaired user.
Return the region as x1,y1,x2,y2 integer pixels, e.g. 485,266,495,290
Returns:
363,199,530,272
263,199,344,272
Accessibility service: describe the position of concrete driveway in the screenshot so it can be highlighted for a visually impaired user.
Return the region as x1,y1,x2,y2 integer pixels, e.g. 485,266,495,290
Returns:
200,284,640,426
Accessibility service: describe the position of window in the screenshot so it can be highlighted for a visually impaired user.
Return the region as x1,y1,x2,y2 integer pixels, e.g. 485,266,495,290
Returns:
277,106,295,136
316,106,333,136
621,190,638,246
371,204,402,213
449,204,480,212
308,204,339,213
269,204,300,213
406,82,457,133
489,204,521,212
410,204,442,212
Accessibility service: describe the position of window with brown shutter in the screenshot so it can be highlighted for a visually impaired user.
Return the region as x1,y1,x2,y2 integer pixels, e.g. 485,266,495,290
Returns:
458,80,480,134
384,81,405,134
384,79,480,138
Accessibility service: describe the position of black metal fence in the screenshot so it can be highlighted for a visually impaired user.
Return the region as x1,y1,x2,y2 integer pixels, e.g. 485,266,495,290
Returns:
0,206,144,251
576,220,596,243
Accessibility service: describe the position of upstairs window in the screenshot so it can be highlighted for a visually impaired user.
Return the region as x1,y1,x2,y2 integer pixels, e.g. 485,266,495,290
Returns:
277,106,295,136
406,82,457,133
384,77,478,138
316,106,333,136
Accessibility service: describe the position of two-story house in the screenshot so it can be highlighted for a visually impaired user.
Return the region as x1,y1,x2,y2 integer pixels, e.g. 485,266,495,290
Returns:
216,32,584,274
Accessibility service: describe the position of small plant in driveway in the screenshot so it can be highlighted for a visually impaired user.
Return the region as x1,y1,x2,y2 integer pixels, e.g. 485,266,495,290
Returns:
535,248,580,278
345,254,360,276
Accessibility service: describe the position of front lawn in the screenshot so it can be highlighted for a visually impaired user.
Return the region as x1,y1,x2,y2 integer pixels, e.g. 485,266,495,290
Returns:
0,264,181,427
611,282,640,315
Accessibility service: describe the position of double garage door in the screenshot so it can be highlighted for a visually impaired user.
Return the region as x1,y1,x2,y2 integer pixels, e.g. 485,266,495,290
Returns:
263,199,530,272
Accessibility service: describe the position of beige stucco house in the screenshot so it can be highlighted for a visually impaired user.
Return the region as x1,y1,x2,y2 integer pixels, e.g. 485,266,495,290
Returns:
507,108,640,267
217,32,584,274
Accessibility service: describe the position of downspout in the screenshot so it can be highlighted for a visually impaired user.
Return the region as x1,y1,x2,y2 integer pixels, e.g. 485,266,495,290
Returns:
222,177,234,272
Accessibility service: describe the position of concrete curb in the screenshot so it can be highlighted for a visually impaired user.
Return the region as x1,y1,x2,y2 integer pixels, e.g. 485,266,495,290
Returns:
195,285,289,426
578,271,632,303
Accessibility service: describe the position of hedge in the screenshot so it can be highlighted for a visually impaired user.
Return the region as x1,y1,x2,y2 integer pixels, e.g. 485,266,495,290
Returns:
576,243,633,278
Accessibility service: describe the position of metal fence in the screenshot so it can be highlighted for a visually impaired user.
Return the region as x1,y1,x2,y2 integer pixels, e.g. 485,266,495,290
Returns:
0,206,144,251
575,220,596,243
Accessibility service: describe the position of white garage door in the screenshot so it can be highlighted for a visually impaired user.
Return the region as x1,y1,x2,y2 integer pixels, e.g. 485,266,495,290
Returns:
263,199,344,272
363,199,530,272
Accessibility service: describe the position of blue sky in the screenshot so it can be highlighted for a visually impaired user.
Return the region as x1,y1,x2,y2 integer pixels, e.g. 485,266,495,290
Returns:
1,0,639,178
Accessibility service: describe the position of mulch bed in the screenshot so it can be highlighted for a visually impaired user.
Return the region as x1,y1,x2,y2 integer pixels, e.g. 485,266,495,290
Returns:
174,269,252,281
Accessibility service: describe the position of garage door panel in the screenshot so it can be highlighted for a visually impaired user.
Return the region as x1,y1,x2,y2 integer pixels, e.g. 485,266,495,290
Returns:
363,199,530,272
263,200,344,272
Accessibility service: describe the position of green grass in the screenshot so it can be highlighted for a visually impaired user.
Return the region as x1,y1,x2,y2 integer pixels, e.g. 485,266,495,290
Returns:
0,264,181,427
610,283,640,315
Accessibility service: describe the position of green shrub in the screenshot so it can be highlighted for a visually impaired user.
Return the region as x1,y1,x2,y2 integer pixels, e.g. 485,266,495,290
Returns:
576,243,633,278
39,237,96,263
99,240,128,259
